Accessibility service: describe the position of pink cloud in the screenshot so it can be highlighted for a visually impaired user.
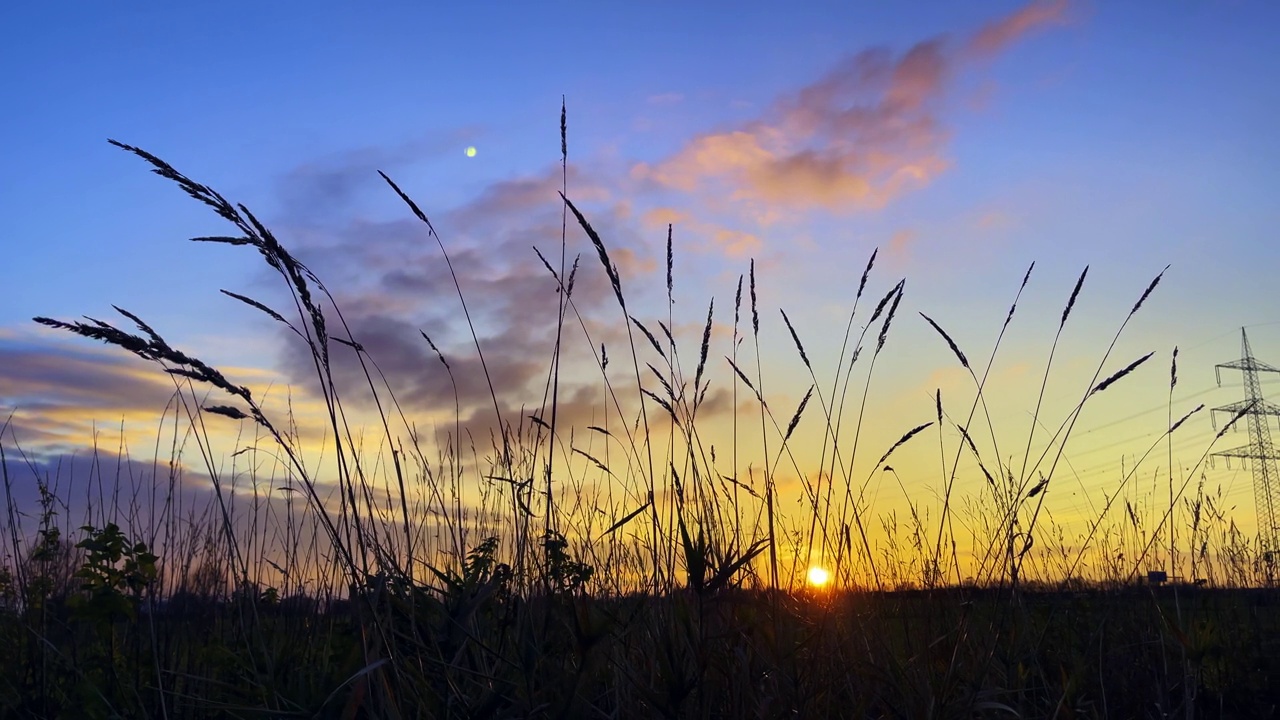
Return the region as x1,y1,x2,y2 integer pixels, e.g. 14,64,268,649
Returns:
711,227,764,259
633,2,1068,216
887,228,917,261
967,0,1071,58
641,206,691,229
975,210,1016,231
633,40,952,213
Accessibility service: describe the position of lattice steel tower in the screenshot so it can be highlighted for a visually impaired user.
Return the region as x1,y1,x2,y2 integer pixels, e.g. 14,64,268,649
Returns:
1213,328,1280,553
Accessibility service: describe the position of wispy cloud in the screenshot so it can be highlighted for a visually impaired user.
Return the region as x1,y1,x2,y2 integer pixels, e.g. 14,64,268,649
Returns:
646,92,684,106
0,335,173,413
967,0,1070,58
277,134,474,224
0,328,328,459
632,1,1069,217
0,333,182,449
641,206,762,259
887,228,917,263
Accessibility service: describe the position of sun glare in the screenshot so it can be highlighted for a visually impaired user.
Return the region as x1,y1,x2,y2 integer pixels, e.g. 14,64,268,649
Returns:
806,566,831,588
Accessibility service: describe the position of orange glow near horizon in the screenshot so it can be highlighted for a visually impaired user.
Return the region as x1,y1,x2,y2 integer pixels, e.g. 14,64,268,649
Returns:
806,566,831,588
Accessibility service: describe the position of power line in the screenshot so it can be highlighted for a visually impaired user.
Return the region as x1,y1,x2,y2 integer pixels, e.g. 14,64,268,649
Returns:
1212,328,1280,555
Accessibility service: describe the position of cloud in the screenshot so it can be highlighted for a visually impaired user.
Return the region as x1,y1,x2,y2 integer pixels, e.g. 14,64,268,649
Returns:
276,133,474,223
642,207,690,228
0,332,185,450
0,326,337,467
269,159,662,443
887,228,917,262
711,227,764,259
631,40,952,213
0,335,174,413
27,0,1068,470
0,426,395,597
967,0,1070,59
249,2,1075,430
632,2,1068,216
257,149,761,464
641,207,762,260
0,336,282,551
647,92,684,106
975,210,1016,231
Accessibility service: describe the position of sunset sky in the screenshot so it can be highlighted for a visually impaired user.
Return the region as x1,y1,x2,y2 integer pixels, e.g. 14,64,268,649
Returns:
2,1,1279,573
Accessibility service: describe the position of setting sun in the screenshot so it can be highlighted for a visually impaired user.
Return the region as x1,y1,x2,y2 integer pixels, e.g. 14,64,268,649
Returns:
806,566,831,588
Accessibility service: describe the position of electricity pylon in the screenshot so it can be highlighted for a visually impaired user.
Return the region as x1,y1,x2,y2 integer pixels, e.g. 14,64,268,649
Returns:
1213,328,1280,555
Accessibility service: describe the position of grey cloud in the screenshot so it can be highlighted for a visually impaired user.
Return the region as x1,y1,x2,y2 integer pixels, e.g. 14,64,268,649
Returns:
0,335,176,414
268,154,657,441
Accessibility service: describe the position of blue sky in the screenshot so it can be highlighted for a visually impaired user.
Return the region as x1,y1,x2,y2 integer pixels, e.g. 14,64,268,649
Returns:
3,1,1279,569
4,1,1276,328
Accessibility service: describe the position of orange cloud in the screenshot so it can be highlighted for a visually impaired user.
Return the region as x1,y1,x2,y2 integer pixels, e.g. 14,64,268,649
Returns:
633,130,778,194
638,204,764,260
888,228,917,261
711,227,764,259
633,2,1068,216
611,244,660,279
633,40,954,213
641,206,690,229
975,210,1016,231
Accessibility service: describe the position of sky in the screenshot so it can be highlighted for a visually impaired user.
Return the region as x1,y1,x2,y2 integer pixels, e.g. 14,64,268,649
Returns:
2,1,1279,580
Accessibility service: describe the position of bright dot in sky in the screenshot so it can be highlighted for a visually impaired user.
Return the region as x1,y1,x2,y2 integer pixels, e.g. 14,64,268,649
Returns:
465,146,477,158
806,566,831,588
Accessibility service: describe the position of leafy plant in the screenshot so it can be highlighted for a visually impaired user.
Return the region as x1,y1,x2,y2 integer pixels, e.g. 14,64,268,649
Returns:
70,523,157,623
542,531,593,593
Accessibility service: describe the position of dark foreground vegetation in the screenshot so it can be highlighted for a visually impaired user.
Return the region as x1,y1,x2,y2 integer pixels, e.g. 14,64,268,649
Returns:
1,565,1278,718
4,118,1278,717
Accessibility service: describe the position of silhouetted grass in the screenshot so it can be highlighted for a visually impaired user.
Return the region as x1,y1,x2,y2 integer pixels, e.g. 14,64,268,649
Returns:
0,130,1275,718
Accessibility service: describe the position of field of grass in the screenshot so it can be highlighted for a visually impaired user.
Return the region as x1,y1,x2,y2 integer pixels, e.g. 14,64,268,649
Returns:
1,127,1277,718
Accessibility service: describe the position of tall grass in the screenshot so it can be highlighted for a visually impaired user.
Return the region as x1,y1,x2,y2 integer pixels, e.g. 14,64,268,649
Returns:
0,129,1276,718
